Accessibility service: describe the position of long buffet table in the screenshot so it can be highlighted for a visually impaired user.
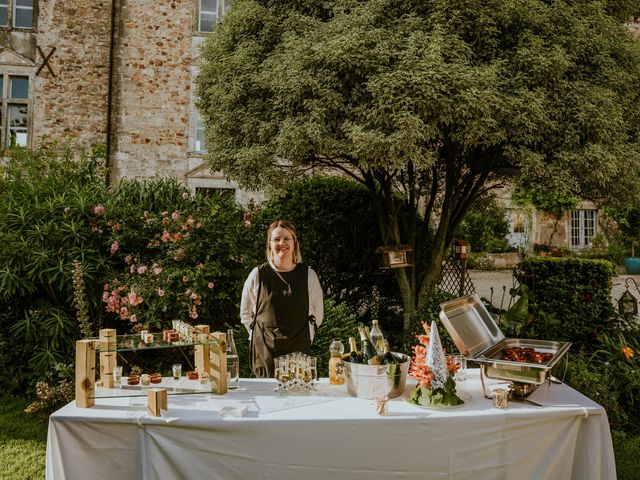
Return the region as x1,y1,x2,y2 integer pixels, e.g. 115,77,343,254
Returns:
46,369,616,480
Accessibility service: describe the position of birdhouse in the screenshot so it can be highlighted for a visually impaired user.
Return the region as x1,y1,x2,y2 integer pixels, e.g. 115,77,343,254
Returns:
375,245,412,269
453,239,469,260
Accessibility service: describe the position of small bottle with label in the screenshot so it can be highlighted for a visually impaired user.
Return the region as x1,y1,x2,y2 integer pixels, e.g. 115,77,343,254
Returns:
329,338,345,385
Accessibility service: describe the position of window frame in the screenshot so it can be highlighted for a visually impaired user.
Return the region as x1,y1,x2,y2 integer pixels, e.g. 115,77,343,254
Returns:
194,114,206,153
0,0,36,30
196,0,229,33
13,0,33,28
0,72,33,148
570,209,597,250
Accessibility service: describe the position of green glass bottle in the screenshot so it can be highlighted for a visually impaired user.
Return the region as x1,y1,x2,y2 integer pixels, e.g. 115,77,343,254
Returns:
347,336,362,364
357,323,378,364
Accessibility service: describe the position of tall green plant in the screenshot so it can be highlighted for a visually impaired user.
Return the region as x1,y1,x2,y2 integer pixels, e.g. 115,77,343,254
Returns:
0,145,110,389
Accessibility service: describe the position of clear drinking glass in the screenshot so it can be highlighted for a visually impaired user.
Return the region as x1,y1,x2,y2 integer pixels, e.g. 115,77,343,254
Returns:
309,357,318,383
172,363,182,381
113,366,123,387
452,354,467,382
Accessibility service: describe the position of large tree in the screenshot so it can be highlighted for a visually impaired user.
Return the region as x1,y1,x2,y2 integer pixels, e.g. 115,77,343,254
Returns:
197,0,640,339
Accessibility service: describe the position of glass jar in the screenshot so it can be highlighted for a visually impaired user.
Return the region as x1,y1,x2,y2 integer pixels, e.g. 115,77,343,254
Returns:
329,338,345,385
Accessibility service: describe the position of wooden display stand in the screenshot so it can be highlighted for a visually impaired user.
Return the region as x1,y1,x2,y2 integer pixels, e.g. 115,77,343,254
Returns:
147,388,168,416
75,328,228,408
75,339,96,408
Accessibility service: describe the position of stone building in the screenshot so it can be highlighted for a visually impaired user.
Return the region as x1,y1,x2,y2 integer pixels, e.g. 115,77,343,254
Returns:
0,0,259,203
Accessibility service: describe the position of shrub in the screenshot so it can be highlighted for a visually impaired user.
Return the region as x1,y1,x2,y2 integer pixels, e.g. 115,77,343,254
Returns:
249,175,405,340
100,182,252,333
454,194,512,253
467,253,496,271
0,145,110,392
562,351,629,431
516,257,616,349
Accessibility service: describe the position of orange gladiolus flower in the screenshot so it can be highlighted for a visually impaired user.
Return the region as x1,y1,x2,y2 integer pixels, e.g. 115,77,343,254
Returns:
621,346,634,360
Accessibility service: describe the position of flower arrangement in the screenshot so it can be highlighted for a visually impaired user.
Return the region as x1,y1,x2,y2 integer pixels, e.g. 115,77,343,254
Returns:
409,320,457,386
408,320,464,407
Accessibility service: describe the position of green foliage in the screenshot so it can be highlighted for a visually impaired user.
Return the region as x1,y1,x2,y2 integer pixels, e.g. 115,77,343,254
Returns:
606,203,640,254
197,0,640,338
100,182,251,333
466,253,497,271
512,184,578,219
0,145,110,390
516,257,616,349
563,351,628,431
590,329,640,431
454,195,511,253
310,298,359,378
251,175,400,313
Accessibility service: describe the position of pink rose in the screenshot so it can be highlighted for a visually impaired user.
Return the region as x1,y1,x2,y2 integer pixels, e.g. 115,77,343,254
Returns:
93,205,105,216
156,288,165,297
190,309,198,319
110,241,119,254
172,211,180,221
137,265,147,274
207,282,214,289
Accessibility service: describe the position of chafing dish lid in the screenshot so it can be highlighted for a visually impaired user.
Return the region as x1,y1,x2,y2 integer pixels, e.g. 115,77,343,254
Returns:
438,294,504,358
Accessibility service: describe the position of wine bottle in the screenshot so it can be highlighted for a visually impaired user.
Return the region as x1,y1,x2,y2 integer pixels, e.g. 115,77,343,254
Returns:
381,339,397,365
347,336,362,364
369,319,385,355
357,323,378,364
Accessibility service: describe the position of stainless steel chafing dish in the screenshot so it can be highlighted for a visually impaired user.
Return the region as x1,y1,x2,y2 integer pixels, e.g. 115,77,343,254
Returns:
439,294,571,386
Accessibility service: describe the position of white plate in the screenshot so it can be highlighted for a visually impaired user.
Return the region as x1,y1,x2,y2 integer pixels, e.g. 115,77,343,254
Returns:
405,389,472,410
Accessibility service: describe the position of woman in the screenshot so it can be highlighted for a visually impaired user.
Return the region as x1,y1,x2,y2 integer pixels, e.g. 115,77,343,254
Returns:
240,220,324,377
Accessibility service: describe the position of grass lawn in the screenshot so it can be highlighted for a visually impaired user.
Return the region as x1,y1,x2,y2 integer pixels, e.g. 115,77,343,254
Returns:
1,395,640,479
0,397,48,480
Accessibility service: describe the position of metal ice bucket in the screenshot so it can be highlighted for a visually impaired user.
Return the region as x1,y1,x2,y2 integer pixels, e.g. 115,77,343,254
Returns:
343,354,410,399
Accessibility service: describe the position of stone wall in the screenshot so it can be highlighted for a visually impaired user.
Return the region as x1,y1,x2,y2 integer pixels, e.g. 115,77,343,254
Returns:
110,0,194,180
32,0,111,148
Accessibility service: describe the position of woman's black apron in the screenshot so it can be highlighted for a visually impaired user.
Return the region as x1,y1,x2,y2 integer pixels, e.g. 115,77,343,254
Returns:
249,262,312,378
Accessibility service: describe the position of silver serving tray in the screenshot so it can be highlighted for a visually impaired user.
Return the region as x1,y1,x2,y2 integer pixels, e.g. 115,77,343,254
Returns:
439,294,571,385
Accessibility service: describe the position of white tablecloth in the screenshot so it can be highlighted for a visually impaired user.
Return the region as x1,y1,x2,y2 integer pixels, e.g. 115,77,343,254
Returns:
46,370,616,480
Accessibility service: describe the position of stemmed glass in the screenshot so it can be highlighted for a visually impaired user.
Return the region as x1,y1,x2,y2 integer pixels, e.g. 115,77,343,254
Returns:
275,352,317,393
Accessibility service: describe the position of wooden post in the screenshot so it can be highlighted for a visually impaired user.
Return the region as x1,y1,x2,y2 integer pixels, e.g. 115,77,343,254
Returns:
75,339,96,408
194,324,211,378
99,328,117,388
209,331,228,394
147,388,168,416
459,257,468,298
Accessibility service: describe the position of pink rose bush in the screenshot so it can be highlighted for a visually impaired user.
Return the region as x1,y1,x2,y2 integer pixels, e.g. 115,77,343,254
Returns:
94,194,243,332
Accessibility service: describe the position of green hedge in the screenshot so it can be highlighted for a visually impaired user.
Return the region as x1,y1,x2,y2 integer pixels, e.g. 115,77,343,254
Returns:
516,257,616,349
